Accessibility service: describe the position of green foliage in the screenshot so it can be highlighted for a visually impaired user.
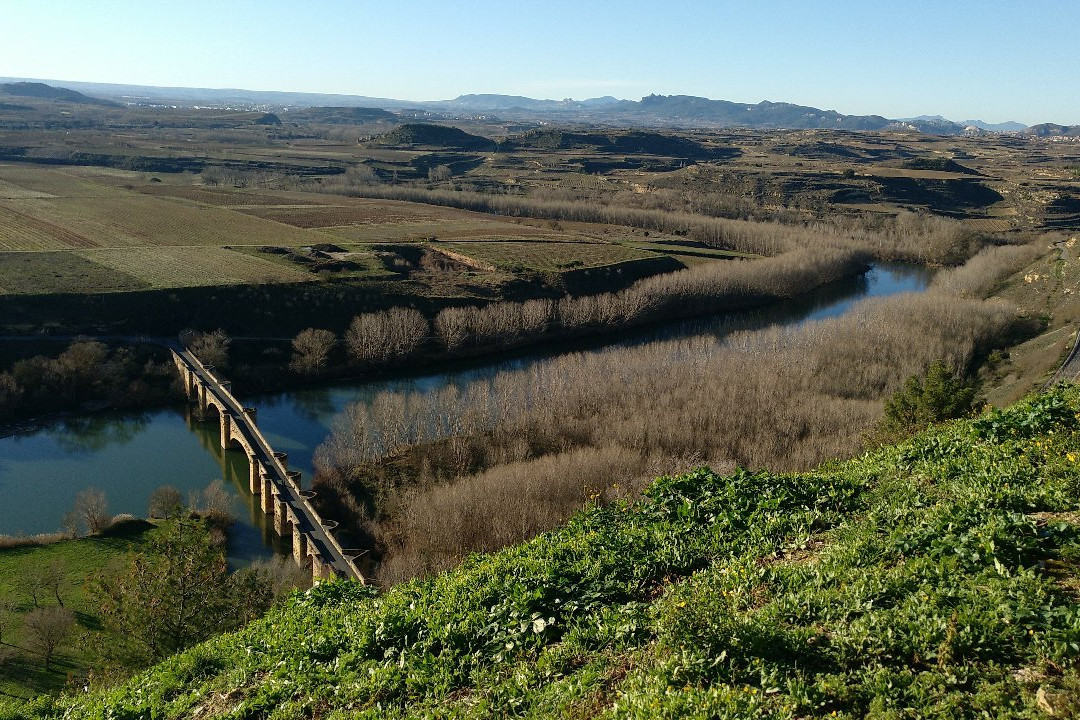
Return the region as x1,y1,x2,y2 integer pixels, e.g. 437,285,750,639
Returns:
878,360,976,439
5,387,1080,718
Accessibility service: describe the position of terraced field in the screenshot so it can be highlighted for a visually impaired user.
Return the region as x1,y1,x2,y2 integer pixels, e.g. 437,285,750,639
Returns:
76,247,316,288
442,239,656,271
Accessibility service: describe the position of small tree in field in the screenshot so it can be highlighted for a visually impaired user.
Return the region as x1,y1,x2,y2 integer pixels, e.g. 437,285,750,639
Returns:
877,360,976,440
289,328,336,375
93,517,270,666
23,606,75,671
148,485,183,519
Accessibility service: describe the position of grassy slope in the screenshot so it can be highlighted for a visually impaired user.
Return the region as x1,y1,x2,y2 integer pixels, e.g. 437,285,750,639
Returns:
4,389,1080,718
0,523,153,698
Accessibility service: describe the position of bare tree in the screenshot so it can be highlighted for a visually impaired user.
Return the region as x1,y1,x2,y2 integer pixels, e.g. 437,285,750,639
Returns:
0,594,17,644
188,329,230,369
289,328,336,375
60,510,80,539
74,488,109,535
148,485,183,520
23,606,75,671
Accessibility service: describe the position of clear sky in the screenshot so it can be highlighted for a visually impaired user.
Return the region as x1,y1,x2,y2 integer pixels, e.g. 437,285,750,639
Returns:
1,0,1077,125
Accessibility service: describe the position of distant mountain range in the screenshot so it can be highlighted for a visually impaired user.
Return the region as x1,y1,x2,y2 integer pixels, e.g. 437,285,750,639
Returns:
1,77,1064,135
0,81,121,107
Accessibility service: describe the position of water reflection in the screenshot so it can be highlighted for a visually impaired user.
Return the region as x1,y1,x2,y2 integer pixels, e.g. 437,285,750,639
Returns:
47,413,151,454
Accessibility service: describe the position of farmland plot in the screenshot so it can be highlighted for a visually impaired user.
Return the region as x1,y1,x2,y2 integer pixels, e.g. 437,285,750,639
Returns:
76,246,316,288
0,195,327,248
0,251,145,294
442,240,656,271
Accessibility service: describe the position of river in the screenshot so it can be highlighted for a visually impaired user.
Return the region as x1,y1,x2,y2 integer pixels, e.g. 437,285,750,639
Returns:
0,264,932,565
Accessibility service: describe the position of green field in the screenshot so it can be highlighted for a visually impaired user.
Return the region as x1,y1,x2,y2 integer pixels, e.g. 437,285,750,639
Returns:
0,524,152,698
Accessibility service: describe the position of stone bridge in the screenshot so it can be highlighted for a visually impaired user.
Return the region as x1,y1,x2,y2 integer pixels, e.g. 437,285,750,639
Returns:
171,348,364,584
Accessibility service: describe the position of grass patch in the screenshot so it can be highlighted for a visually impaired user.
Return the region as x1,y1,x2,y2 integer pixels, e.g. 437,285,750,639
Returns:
5,387,1080,717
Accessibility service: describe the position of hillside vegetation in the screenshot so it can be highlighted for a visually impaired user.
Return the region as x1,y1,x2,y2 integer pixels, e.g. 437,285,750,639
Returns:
3,386,1080,718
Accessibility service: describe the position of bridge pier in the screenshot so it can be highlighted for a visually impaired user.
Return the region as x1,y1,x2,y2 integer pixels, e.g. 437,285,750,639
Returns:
219,412,233,450
273,495,292,536
261,474,275,515
248,457,262,495
293,527,310,568
311,554,327,583
286,470,302,492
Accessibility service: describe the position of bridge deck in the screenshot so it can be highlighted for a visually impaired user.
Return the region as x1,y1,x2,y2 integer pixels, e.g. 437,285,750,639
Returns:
175,349,362,581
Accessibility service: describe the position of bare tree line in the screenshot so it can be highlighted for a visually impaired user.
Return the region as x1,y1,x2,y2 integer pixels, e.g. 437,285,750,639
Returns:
312,243,1038,583
295,248,868,375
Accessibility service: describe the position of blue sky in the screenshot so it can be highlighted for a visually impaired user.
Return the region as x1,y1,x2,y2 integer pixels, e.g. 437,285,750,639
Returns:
2,0,1077,124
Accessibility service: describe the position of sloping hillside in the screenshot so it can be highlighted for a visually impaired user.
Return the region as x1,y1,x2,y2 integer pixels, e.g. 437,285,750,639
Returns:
0,82,120,107
3,388,1080,718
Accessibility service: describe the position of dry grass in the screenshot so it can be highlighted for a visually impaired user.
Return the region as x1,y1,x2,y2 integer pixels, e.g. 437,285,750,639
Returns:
0,252,145,294
0,532,70,550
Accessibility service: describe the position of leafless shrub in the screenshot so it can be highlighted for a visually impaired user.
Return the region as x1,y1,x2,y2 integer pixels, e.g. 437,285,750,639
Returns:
376,446,650,584
195,481,235,526
148,485,183,519
0,532,70,550
929,243,1041,298
320,249,1027,586
433,249,867,351
246,556,313,598
188,329,231,369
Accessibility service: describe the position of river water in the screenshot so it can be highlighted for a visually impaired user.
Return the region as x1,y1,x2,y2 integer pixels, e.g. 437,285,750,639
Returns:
0,264,932,565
